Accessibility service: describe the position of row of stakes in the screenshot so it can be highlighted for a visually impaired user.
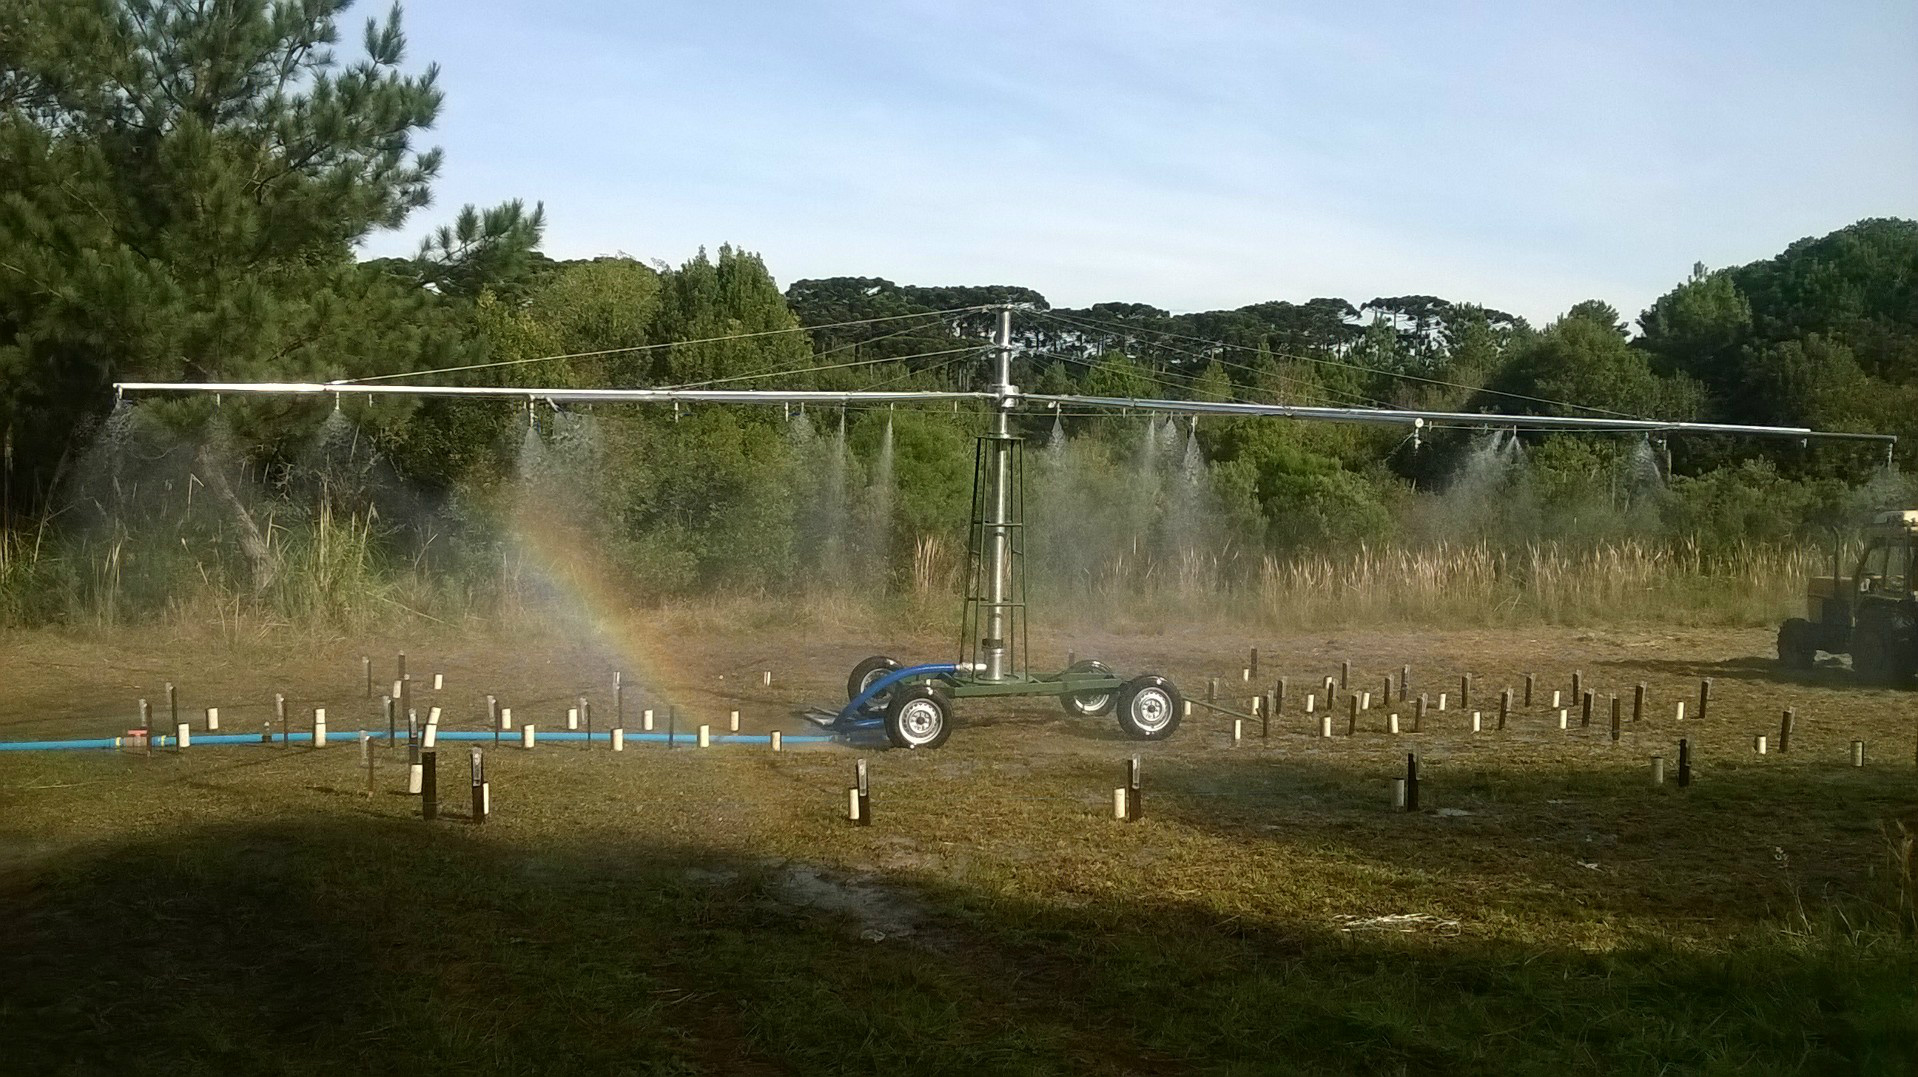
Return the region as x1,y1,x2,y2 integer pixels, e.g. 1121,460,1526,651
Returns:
121,651,1904,828
1190,652,1902,771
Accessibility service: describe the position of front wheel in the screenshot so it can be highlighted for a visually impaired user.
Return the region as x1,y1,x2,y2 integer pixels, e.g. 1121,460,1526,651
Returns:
884,685,954,749
1116,675,1183,740
1059,659,1117,717
1853,608,1916,687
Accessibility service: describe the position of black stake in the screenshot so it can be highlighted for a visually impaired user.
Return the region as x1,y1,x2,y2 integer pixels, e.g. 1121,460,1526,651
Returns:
166,683,178,734
1779,709,1794,753
1572,670,1582,700
1697,678,1711,722
1276,677,1286,715
1581,691,1593,728
1523,673,1534,708
855,758,871,826
1414,694,1426,733
1677,738,1691,786
1405,753,1420,812
1610,695,1621,741
384,694,396,744
1126,756,1142,822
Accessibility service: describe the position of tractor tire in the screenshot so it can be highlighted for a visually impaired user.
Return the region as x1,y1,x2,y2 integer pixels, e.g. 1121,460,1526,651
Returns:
1853,608,1918,687
847,656,901,703
1059,659,1117,717
1115,675,1183,741
1776,618,1817,670
884,684,953,749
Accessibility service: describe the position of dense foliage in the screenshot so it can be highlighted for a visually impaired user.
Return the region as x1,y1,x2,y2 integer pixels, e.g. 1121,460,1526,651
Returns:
3,1,1915,624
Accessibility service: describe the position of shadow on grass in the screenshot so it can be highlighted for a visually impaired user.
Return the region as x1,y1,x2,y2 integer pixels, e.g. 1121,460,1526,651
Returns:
1592,653,1867,687
1,808,1913,1076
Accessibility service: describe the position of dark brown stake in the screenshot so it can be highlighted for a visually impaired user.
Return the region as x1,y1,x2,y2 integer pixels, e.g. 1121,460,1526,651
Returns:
1126,756,1143,822
1276,677,1286,715
855,758,872,827
1633,683,1646,723
1779,709,1794,753
470,749,486,824
384,695,396,744
1340,660,1350,691
1698,678,1711,721
1348,694,1359,735
1405,753,1420,812
396,651,407,682
421,749,438,821
166,683,178,733
1677,738,1692,786
1459,674,1471,710
1571,670,1583,700
1580,691,1593,728
1382,673,1392,708
1414,694,1427,733
1499,688,1512,729
1249,647,1260,678
1523,673,1534,708
1610,694,1621,740
1207,677,1219,703
1262,693,1273,738
1399,665,1410,702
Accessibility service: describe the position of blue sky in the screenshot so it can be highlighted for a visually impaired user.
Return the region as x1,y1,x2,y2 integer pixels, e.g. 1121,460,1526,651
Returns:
363,1,1918,326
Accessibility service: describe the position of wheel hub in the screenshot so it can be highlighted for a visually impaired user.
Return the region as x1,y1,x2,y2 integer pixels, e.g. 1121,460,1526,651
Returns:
1132,688,1171,731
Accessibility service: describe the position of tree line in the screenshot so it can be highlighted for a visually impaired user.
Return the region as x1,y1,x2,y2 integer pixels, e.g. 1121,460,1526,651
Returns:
3,1,1915,617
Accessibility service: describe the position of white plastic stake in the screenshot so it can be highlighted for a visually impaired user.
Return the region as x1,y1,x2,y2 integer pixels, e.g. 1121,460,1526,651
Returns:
1675,701,1686,721
762,670,772,687
1305,694,1316,714
1232,719,1243,744
421,722,436,749
1754,735,1767,755
1113,788,1127,819
1437,692,1447,711
1319,715,1333,738
433,673,444,691
612,728,625,752
206,707,220,731
643,708,655,732
567,707,579,731
176,722,191,748
500,707,513,732
698,724,711,748
521,724,535,749
1471,711,1482,733
313,708,328,748
729,709,740,732
770,731,783,752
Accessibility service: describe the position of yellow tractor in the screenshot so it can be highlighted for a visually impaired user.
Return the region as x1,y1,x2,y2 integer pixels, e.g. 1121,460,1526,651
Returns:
1778,509,1918,685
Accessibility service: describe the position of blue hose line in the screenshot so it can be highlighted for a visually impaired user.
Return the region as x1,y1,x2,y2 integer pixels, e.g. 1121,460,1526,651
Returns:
0,729,839,752
837,662,960,726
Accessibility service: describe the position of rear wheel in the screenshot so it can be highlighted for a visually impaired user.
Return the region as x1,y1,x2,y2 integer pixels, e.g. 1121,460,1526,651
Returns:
884,685,953,749
1776,618,1817,670
1116,675,1183,740
1059,659,1117,717
847,656,901,703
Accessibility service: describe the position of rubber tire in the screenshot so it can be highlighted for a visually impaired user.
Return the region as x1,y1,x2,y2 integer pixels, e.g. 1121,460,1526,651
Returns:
1059,659,1117,717
884,684,954,750
1852,608,1917,687
847,656,901,703
1115,675,1183,741
1776,618,1817,670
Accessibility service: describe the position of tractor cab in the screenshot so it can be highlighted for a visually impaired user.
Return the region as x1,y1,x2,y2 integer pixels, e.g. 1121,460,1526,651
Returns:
1778,509,1918,684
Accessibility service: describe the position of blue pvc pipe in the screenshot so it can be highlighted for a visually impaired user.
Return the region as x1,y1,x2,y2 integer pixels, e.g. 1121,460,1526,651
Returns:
0,728,839,752
837,662,960,725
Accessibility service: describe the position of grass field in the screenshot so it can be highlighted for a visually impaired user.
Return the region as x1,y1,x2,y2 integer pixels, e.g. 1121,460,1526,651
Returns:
1,617,1914,1075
